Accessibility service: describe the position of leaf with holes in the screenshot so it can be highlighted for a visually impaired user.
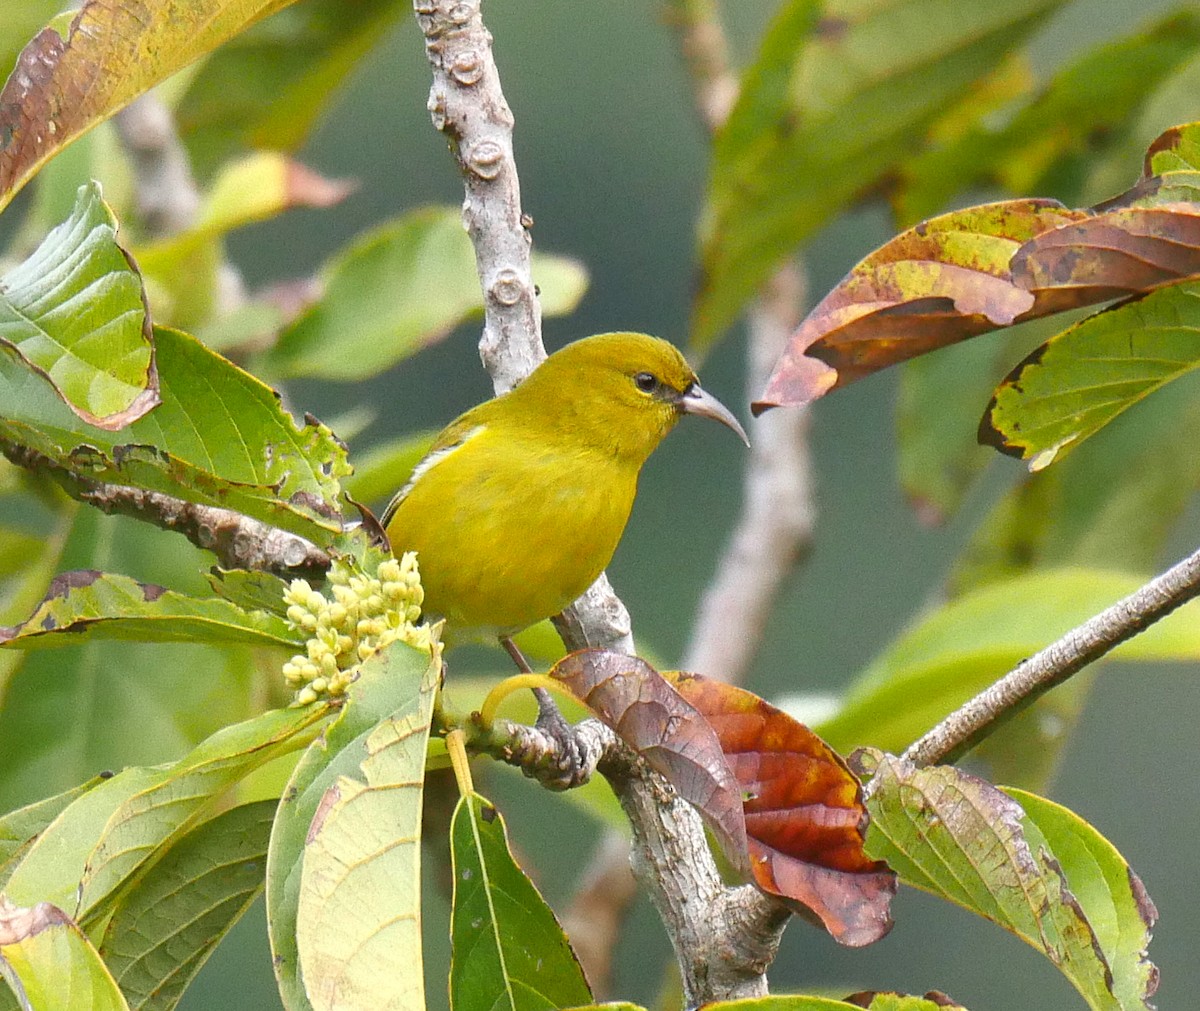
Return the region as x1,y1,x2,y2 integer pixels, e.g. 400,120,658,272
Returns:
663,672,894,947
449,792,591,1011
550,649,749,874
0,326,350,541
0,181,156,429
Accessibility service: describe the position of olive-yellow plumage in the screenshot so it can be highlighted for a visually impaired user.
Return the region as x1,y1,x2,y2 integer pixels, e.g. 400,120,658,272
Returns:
383,332,746,643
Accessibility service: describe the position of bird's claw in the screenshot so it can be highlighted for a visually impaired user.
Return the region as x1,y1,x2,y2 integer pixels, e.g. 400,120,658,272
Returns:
525,699,596,790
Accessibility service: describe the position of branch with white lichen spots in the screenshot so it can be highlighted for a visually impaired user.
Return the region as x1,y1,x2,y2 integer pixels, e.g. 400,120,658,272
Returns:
413,0,783,1003
1,442,330,578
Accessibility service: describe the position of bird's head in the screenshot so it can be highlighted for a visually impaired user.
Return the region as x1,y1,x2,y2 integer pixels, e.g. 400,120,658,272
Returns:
512,332,748,463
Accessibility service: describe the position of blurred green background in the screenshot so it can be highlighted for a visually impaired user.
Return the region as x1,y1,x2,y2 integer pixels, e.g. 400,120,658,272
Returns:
4,0,1199,1008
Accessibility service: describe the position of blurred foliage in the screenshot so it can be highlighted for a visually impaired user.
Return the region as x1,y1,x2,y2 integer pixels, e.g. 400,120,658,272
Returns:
0,2,1198,1010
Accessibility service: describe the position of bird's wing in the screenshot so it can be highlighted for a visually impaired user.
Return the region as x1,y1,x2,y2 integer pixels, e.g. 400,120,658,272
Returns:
380,416,487,527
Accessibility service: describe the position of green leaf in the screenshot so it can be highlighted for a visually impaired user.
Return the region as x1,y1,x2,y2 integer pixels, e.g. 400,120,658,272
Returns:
265,206,588,380
0,511,281,810
956,364,1200,590
266,639,438,1011
695,0,1064,348
175,0,409,178
100,800,276,1011
296,644,439,1011
449,792,592,1011
0,181,155,429
1005,789,1158,1011
1,703,325,921
0,569,298,650
894,10,1200,222
0,326,350,542
864,756,1149,1010
0,0,307,211
0,777,106,881
817,568,1200,756
983,281,1200,468
0,900,130,1011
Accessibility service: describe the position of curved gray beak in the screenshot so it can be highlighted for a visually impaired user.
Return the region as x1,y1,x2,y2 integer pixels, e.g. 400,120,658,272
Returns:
679,383,750,446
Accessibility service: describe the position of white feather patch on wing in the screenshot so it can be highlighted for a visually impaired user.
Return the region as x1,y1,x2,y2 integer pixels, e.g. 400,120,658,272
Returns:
381,424,487,525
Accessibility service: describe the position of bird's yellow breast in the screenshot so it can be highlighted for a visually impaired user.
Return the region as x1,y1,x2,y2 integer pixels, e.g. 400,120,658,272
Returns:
385,421,639,641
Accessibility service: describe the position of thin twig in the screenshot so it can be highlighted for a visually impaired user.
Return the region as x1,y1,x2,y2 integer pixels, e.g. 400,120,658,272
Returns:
682,262,813,681
414,2,783,1004
114,93,202,241
664,0,739,131
904,542,1200,767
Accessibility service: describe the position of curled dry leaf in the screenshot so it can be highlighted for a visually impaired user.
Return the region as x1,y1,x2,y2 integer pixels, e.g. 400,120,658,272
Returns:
549,649,749,875
755,121,1200,415
752,201,1085,413
663,672,896,947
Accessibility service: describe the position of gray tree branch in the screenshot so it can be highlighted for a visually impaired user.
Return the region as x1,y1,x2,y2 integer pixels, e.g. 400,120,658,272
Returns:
904,541,1200,767
414,1,782,1003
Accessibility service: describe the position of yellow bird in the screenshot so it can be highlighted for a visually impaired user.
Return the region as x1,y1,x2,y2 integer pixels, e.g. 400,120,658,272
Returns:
382,332,747,647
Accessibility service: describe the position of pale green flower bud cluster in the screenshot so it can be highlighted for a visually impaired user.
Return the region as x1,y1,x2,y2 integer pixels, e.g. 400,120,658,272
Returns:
281,552,429,705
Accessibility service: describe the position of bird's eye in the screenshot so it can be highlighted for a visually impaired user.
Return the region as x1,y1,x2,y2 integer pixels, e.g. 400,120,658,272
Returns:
634,372,658,393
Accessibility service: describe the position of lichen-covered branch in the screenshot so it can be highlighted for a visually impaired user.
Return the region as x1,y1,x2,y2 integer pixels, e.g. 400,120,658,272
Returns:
1,443,329,578
904,541,1200,767
413,0,544,393
413,1,787,1003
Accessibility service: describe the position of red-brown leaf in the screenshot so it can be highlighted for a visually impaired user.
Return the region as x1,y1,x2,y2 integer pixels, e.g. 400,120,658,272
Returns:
753,200,1086,413
663,672,896,947
550,650,749,874
1011,204,1200,310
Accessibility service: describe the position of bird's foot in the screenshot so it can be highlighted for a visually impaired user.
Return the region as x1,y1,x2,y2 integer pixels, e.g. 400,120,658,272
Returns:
518,687,600,790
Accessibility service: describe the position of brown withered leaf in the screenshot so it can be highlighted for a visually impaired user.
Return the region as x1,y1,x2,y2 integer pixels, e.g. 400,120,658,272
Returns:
1010,204,1200,311
550,650,749,874
844,991,965,1009
0,0,296,212
663,672,896,947
753,200,1086,413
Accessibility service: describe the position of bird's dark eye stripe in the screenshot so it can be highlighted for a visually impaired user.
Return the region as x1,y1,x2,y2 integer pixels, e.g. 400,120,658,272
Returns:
634,371,658,392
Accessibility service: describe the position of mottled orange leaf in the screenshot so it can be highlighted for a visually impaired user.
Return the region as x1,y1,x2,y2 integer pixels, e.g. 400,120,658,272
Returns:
0,0,296,212
663,672,895,947
550,650,749,875
1011,204,1200,310
753,200,1085,413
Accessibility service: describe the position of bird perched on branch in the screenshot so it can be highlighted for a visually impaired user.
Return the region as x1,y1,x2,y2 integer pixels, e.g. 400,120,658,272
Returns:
382,331,748,647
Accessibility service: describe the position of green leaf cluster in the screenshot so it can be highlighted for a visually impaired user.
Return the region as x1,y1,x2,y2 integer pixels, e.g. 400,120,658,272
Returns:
0,1,1197,1009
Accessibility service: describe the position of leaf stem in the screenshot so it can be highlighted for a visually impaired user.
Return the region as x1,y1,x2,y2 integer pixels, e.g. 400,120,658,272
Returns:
478,672,571,728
